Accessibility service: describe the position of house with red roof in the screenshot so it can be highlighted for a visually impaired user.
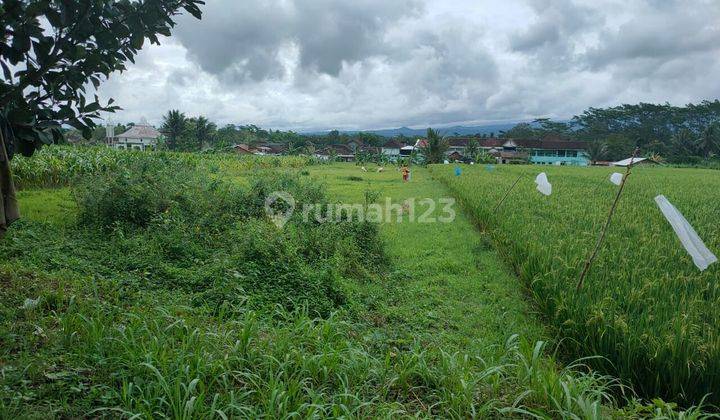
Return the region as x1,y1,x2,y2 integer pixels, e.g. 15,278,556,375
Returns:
415,135,589,165
500,138,589,165
380,139,405,160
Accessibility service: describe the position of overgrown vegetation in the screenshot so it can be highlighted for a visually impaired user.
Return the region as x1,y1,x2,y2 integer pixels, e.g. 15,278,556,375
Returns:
1,277,652,418
432,164,720,406
5,158,386,320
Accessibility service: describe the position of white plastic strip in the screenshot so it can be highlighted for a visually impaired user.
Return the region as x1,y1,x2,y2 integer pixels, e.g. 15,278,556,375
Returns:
535,172,552,196
610,173,623,186
655,195,717,271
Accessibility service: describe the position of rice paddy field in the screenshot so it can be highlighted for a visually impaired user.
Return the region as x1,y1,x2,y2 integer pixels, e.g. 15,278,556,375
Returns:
430,164,720,406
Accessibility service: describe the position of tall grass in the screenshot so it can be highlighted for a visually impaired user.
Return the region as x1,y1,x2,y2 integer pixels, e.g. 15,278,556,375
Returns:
431,164,720,406
1,281,658,418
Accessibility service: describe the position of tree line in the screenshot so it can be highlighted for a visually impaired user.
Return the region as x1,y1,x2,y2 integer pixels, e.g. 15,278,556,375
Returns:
499,101,720,163
61,101,720,165
152,101,720,165
155,110,389,152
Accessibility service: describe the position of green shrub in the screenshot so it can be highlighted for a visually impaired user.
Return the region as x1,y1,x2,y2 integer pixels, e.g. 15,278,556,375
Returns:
73,161,177,229
236,172,325,220
291,221,388,280
206,219,346,316
65,165,385,316
73,159,245,231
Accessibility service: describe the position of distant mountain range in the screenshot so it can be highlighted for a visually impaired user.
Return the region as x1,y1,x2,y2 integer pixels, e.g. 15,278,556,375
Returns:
303,122,524,138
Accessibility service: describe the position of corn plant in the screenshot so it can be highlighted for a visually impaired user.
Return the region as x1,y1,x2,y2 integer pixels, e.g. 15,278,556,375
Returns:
10,146,317,190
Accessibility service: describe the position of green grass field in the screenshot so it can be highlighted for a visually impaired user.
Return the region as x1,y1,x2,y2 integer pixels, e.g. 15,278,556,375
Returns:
1,150,716,417
431,163,720,406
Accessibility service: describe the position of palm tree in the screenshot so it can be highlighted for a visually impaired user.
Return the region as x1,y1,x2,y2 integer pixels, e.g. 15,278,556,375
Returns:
160,110,187,150
584,141,607,165
193,116,216,151
464,138,479,161
420,128,448,164
671,129,699,158
696,123,720,158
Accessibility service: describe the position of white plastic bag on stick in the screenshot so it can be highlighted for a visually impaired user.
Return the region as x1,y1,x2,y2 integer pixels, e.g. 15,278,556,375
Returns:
610,173,623,186
655,195,717,271
535,173,552,196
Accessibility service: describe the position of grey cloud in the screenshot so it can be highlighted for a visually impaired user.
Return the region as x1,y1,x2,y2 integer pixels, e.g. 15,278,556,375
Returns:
396,26,499,102
584,2,720,70
510,0,600,70
174,0,423,82
511,20,559,51
98,1,720,131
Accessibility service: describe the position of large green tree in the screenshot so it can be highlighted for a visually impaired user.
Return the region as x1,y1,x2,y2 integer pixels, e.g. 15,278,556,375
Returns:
501,122,535,139
191,115,216,150
160,110,187,150
670,129,699,160
0,0,204,158
215,124,240,148
357,132,382,147
603,134,635,161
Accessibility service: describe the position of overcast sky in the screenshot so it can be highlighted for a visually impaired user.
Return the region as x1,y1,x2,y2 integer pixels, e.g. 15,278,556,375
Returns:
97,0,720,130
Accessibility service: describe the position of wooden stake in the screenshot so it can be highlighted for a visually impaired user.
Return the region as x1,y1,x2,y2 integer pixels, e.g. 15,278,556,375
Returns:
576,148,640,291
493,174,524,213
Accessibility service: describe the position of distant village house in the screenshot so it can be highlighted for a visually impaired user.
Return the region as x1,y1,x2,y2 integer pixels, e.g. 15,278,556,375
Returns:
442,137,590,166
380,139,404,159
231,143,287,156
106,118,161,151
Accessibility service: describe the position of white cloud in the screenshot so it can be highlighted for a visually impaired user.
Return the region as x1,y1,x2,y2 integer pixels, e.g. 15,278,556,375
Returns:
96,0,720,130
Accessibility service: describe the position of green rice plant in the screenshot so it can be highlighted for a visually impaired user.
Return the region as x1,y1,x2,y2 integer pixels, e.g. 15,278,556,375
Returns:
431,164,720,406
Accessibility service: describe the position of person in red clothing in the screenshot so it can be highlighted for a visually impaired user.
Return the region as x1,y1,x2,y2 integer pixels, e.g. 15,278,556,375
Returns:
401,165,410,182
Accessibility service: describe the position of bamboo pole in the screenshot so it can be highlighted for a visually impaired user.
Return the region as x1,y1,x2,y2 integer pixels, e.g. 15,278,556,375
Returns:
493,174,524,213
576,148,640,291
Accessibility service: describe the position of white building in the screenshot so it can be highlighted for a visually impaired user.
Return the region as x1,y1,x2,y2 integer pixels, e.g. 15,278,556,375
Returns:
107,118,161,151
400,145,416,157
380,140,404,160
